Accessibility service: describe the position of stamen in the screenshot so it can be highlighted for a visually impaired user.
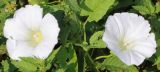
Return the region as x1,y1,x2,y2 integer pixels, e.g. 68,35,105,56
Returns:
32,31,43,45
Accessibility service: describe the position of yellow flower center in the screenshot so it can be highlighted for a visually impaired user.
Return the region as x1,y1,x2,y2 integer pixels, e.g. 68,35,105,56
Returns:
119,37,135,52
32,31,43,45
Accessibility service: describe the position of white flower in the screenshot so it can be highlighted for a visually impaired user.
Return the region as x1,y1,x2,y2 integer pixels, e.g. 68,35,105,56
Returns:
3,5,60,60
102,12,157,66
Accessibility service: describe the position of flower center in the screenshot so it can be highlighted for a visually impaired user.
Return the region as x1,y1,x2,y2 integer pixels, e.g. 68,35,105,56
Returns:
32,31,43,45
119,38,135,52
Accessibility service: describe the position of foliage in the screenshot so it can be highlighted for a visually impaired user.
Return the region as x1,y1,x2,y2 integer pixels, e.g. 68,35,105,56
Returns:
0,0,160,72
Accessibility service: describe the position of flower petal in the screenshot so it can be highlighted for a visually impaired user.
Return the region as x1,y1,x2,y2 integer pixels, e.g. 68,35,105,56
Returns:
34,13,60,58
116,51,131,65
103,12,156,66
131,33,156,57
7,39,34,60
6,39,16,57
41,13,60,41
105,15,123,40
130,51,145,66
4,18,30,40
116,50,145,66
33,40,56,59
13,5,43,30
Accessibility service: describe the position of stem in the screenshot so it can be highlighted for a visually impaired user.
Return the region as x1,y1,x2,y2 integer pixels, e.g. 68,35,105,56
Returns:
83,18,88,42
90,49,95,57
77,47,85,72
47,1,61,4
95,55,112,60
85,52,99,72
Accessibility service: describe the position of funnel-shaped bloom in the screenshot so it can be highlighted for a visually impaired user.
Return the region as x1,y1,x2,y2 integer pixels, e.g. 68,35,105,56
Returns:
3,5,60,60
103,12,156,66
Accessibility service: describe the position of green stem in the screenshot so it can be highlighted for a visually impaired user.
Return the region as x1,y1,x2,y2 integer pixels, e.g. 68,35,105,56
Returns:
94,55,112,61
75,47,85,72
47,1,61,4
83,18,88,42
85,52,99,72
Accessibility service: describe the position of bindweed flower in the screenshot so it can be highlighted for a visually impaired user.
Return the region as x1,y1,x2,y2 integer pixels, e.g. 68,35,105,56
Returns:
3,5,60,60
102,12,157,66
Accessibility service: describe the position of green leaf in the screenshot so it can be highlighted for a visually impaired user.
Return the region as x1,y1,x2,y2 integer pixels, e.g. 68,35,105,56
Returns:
154,48,160,64
98,55,138,72
0,1,16,34
157,63,160,70
150,17,160,30
2,59,17,72
46,47,61,63
43,4,69,13
59,12,81,44
46,47,61,70
133,0,155,15
20,57,42,65
55,46,68,67
55,68,65,72
65,45,78,72
59,25,71,44
89,31,106,48
67,13,82,43
1,60,10,72
133,6,151,15
11,57,41,72
64,0,81,13
52,44,78,72
0,45,6,55
80,0,115,22
153,39,160,66
28,0,47,4
152,41,160,70
12,62,37,72
155,2,160,13
115,0,134,9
